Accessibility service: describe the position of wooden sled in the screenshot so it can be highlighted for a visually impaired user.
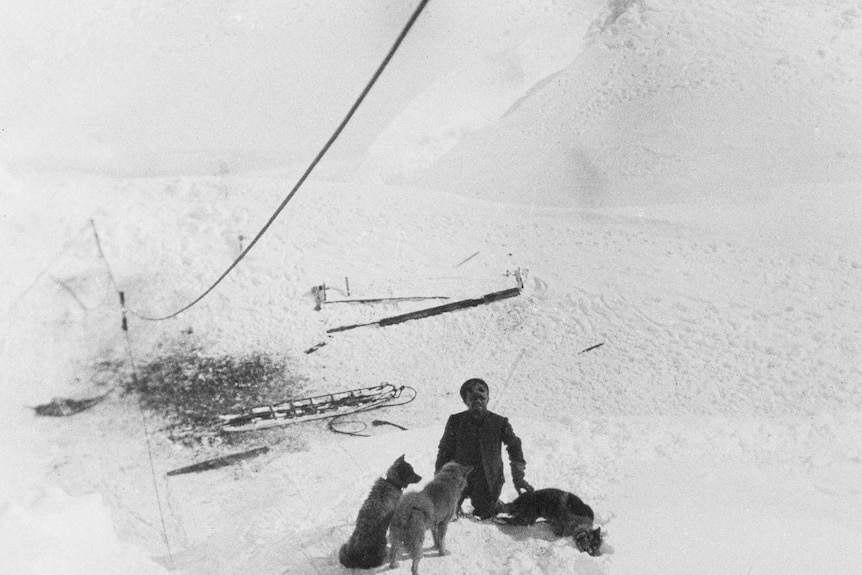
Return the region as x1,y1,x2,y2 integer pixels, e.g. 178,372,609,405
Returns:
219,383,405,432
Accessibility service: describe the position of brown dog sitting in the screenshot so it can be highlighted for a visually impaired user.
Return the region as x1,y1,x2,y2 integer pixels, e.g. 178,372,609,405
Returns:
499,487,602,556
338,454,422,569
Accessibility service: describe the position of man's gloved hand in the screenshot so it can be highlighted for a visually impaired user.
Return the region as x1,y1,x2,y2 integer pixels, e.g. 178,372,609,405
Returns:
514,478,534,494
511,462,534,494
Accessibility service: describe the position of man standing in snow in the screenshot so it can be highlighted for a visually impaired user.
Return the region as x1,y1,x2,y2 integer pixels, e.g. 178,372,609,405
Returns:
435,377,533,520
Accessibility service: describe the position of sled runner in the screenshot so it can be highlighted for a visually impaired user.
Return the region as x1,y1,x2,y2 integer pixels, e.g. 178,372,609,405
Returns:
219,383,406,432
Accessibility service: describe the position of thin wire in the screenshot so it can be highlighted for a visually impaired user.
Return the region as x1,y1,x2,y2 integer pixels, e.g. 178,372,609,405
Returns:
1,221,91,321
90,219,122,293
491,348,526,413
134,0,431,322
51,275,114,312
120,325,177,572
92,221,176,571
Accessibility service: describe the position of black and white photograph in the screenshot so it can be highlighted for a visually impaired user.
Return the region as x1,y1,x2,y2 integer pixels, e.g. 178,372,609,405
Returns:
1,1,861,573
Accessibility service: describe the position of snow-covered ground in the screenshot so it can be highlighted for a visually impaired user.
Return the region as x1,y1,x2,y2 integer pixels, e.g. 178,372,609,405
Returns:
2,1,861,574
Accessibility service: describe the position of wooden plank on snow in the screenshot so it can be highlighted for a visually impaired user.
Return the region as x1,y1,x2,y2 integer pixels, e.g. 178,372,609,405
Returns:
325,287,521,333
166,446,269,477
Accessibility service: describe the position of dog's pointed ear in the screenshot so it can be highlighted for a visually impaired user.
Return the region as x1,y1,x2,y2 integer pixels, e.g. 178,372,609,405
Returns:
397,454,405,462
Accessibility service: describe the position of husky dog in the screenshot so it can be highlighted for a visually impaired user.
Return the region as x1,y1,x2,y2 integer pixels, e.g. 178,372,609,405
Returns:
388,461,472,575
338,454,422,569
500,487,603,556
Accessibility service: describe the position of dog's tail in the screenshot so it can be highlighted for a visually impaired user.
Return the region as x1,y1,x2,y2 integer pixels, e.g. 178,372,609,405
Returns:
390,493,431,556
403,506,429,556
339,541,387,569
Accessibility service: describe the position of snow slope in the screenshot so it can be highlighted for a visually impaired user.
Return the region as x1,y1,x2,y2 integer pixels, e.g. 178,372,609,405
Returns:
2,1,862,574
3,172,860,574
397,0,862,208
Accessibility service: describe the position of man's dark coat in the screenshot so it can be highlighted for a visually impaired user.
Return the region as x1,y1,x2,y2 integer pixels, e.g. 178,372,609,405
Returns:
435,410,525,493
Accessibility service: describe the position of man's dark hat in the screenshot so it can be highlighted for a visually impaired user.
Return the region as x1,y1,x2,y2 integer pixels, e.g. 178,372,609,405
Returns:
460,378,489,400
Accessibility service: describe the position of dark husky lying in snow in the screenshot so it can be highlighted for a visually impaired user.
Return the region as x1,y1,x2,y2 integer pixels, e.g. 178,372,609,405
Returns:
499,487,603,556
338,454,422,568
